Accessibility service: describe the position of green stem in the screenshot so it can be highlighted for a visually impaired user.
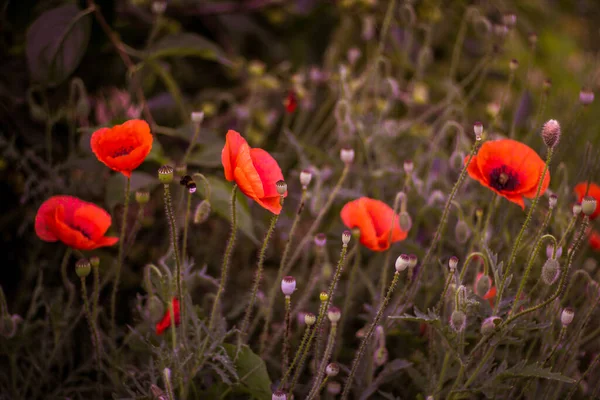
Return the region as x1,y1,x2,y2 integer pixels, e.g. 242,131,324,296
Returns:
342,272,400,399
164,183,184,334
60,248,74,310
208,185,238,332
436,353,451,396
289,305,325,395
565,353,600,400
282,295,291,374
182,191,192,262
111,176,130,340
337,241,360,357
379,194,402,302
458,252,489,284
163,369,175,400
308,323,337,400
182,114,204,164
81,277,101,374
435,272,455,314
169,298,177,351
463,346,494,388
448,6,470,81
92,265,100,321
279,325,312,389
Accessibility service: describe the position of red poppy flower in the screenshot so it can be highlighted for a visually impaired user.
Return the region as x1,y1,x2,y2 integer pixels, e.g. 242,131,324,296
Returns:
465,139,550,209
589,230,600,251
475,272,497,307
221,130,287,214
284,90,297,113
35,196,119,251
340,197,408,251
574,182,600,219
91,119,153,178
156,298,181,335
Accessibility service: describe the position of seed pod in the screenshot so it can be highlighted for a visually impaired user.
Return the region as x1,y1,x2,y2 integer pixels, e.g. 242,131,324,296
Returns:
76,259,91,278
281,276,296,296
561,307,574,326
158,165,174,184
326,363,340,377
327,306,341,323
395,254,410,272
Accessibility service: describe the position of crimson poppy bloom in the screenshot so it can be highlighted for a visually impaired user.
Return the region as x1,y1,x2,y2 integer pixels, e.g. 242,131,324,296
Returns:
35,196,119,251
589,230,600,251
156,298,181,335
340,197,408,251
475,272,497,307
574,182,600,219
465,139,550,209
221,130,287,214
91,119,153,177
284,90,297,113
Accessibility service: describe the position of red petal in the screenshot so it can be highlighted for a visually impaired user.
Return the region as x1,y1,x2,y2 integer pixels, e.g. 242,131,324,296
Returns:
221,130,249,182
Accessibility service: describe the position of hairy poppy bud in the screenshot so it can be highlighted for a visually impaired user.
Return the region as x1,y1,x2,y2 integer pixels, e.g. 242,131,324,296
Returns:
281,276,296,296
276,180,287,196
541,258,560,285
320,291,328,302
147,295,165,323
561,307,574,326
573,202,582,216
480,316,502,335
76,259,91,278
272,390,287,400
450,310,466,332
541,119,561,149
314,233,327,247
326,362,340,377
475,274,491,297
300,170,312,188
449,256,459,272
304,312,316,326
340,147,355,164
582,196,597,216
158,165,174,184
395,254,410,272
342,230,352,246
548,194,558,209
399,211,412,232
193,200,211,224
191,111,204,124
327,306,341,323
474,121,483,141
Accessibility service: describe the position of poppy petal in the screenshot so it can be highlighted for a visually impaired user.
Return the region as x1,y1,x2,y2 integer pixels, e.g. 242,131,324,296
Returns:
233,145,264,199
341,199,378,250
254,196,283,215
249,148,286,199
73,204,113,239
35,196,87,242
222,130,249,182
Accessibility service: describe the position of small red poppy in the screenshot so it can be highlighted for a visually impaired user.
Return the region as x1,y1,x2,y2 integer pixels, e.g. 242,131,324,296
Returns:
475,272,497,307
340,197,408,251
156,298,181,335
35,196,119,251
574,182,600,219
284,90,297,113
589,230,600,251
91,119,153,178
465,139,550,209
221,130,287,214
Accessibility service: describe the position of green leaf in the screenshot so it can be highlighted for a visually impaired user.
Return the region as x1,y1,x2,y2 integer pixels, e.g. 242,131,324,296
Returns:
26,4,91,87
201,176,259,245
105,172,159,210
147,33,230,65
494,361,575,383
145,137,169,165
223,344,272,400
187,140,225,168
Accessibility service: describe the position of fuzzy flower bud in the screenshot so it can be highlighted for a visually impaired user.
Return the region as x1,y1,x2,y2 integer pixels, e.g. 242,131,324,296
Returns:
399,211,412,232
474,121,483,141
374,347,389,366
480,316,502,335
327,306,341,323
408,254,418,269
340,147,355,164
326,363,340,377
135,190,150,204
450,310,466,332
75,259,91,278
272,390,287,400
448,256,459,272
395,254,410,272
342,230,352,246
191,111,204,124
541,119,561,149
573,202,582,216
319,291,328,302
314,233,327,247
281,276,296,296
548,194,558,209
403,160,414,174
304,312,316,326
561,307,574,326
300,170,312,188
158,165,174,184
193,200,211,224
579,89,594,105
475,274,491,297
582,196,597,216
541,258,560,285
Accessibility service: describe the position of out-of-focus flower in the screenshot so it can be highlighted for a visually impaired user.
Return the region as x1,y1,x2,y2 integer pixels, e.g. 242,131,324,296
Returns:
156,298,180,335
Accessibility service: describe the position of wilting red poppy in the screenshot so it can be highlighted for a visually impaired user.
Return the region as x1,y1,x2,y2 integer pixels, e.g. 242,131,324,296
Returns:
589,230,600,251
475,272,497,307
221,130,287,214
35,196,119,251
91,119,153,178
465,139,550,209
284,90,297,113
574,182,600,219
156,298,181,335
340,197,408,251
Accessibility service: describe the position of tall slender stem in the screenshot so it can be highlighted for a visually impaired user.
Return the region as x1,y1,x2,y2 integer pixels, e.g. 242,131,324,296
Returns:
566,353,600,400
279,325,312,390
111,176,130,340
181,191,192,263
308,322,337,400
164,183,184,333
282,295,292,374
60,248,74,310
81,277,101,374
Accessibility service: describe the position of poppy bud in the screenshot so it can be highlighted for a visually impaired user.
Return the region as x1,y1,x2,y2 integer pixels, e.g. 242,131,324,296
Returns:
327,381,341,395
399,211,412,232
76,259,91,278
582,196,597,216
561,307,574,326
403,160,414,174
541,119,561,149
326,362,340,377
548,194,558,209
347,48,361,65
474,122,483,141
455,220,471,244
480,316,502,335
175,164,187,176
304,312,316,326
541,258,560,285
320,291,328,302
573,202,582,216
300,170,312,188
342,230,352,246
340,147,355,164
395,254,410,272
408,254,418,268
579,89,594,105
281,276,296,296
272,390,287,400
191,111,204,124
90,256,100,268
374,347,389,366
509,59,519,71
151,0,167,15
449,256,459,272
193,200,211,224
475,274,491,297
158,165,174,184
276,180,287,196
450,310,466,332
314,233,327,247
486,102,500,118
136,190,150,204
327,306,341,323
186,181,197,194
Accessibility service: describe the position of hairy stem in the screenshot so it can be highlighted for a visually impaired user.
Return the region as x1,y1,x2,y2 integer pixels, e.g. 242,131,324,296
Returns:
81,277,102,375
164,183,184,336
111,176,130,340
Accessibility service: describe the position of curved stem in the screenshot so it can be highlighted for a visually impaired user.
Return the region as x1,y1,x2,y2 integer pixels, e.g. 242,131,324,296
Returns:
566,353,600,400
458,252,489,283
111,176,130,340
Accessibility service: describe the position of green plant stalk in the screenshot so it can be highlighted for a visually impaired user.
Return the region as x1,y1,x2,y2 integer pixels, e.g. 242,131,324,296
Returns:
544,326,566,368
337,241,360,357
60,248,74,310
379,195,402,302
566,353,600,400
557,215,577,249
163,369,175,400
80,277,101,375
435,271,455,314
181,191,192,263
308,322,337,400
208,185,238,332
436,353,451,396
182,114,204,164
558,290,600,366
164,183,185,336
463,346,494,389
111,176,130,340
259,190,306,353
342,272,400,400
495,149,553,313
282,295,292,374
169,298,177,352
480,194,498,243
279,325,313,389
448,7,470,80
241,211,281,339
92,265,100,321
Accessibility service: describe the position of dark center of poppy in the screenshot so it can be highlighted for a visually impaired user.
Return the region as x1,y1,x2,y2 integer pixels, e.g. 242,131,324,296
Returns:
489,165,519,191
111,146,135,158
68,223,93,240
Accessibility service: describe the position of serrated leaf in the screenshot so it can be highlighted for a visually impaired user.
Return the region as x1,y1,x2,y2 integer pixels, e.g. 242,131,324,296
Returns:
494,361,575,383
147,33,230,65
223,344,272,400
105,172,159,210
26,4,91,86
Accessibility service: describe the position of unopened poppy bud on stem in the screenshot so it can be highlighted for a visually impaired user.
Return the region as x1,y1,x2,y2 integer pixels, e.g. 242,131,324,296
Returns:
474,121,483,141
340,147,355,164
548,194,558,209
272,390,287,400
579,88,594,105
449,256,459,272
320,291,328,302
314,233,327,247
395,254,410,272
76,259,91,278
194,200,211,224
542,258,560,285
326,362,340,377
191,111,204,124
300,169,312,188
475,274,491,297
281,276,296,296
276,180,287,196
573,202,582,216
304,312,316,326
342,230,352,246
582,196,597,216
135,190,150,204
450,310,466,332
561,307,574,326
480,316,502,335
408,254,418,269
403,160,414,174
541,119,561,149
399,211,412,231
327,306,341,323
158,165,174,184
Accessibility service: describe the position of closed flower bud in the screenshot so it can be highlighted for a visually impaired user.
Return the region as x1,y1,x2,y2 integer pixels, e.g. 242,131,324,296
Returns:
475,274,491,297
579,89,594,105
582,196,597,216
276,180,287,196
193,200,211,224
374,347,389,366
342,230,352,245
450,310,466,332
272,390,287,400
191,111,204,124
327,306,341,323
408,254,418,268
395,254,410,272
300,170,312,188
449,256,459,272
340,147,355,164
541,119,561,149
314,233,327,247
480,316,502,335
541,258,560,285
549,194,558,209
90,256,100,268
326,362,340,377
76,259,91,278
474,121,483,141
573,202,582,216
135,190,150,204
455,220,471,244
304,312,316,326
281,276,296,296
399,211,412,231
320,291,328,302
403,160,414,174
561,307,574,326
158,165,174,184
